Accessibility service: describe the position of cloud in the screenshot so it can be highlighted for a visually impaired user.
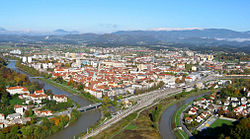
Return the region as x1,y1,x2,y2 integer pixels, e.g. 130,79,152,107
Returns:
151,27,204,31
215,37,250,42
99,24,118,29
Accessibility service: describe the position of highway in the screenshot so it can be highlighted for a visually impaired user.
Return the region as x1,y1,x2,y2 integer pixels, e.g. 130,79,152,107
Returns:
82,74,216,139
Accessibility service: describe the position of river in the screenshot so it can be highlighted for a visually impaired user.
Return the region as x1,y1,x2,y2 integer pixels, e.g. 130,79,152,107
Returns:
7,60,101,139
159,93,209,139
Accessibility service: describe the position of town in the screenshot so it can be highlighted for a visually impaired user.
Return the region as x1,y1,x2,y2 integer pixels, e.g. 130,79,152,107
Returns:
0,46,249,139
4,47,249,100
1,1,250,138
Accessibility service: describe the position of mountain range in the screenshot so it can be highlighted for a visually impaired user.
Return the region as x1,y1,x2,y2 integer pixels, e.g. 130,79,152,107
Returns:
0,27,250,50
0,28,79,35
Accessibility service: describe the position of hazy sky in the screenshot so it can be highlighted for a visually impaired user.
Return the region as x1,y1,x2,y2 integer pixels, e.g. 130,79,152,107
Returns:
0,0,249,33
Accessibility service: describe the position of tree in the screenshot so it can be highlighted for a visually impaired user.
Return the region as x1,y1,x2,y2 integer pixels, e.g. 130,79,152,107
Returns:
24,109,34,117
230,117,250,138
0,131,5,139
21,125,34,138
234,89,240,96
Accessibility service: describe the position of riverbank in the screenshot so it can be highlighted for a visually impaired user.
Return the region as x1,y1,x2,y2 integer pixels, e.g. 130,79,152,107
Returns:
171,89,218,139
89,88,214,139
172,101,192,139
40,78,100,103
6,56,100,103
2,59,82,139
7,59,102,139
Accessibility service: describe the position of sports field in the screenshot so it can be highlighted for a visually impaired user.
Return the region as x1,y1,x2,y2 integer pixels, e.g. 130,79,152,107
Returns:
210,118,233,128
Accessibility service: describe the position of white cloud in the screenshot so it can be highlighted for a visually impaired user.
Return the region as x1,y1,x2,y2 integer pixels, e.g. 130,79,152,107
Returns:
215,37,250,42
151,27,204,31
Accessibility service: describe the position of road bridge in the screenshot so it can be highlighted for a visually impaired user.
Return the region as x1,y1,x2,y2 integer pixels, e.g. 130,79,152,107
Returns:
77,103,102,112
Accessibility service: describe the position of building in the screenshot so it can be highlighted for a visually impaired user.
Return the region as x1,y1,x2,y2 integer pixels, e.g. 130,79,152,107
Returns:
6,113,21,120
192,66,197,71
196,82,204,89
0,123,4,129
14,105,25,115
6,86,29,95
185,117,193,124
10,49,21,55
34,89,45,95
34,110,53,117
28,57,32,63
53,95,67,103
22,57,27,63
0,114,4,120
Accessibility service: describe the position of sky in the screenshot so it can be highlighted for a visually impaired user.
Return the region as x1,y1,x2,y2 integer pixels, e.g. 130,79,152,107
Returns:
0,0,249,33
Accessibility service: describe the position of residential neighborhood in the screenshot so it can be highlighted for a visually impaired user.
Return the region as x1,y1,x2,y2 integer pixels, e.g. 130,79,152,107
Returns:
183,81,250,134
0,86,70,129
5,47,248,101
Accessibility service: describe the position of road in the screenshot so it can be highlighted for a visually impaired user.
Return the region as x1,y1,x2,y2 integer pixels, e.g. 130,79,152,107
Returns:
82,74,216,139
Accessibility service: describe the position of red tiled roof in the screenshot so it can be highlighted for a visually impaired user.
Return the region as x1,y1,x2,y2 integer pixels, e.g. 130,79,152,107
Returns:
14,105,22,109
54,95,66,98
22,88,29,91
35,90,44,94
7,86,23,90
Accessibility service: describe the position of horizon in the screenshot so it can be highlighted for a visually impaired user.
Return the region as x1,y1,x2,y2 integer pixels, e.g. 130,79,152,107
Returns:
1,27,250,34
1,0,250,33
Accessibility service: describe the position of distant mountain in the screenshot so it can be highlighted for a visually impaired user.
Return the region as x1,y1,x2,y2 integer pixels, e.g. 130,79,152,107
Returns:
114,29,250,42
245,31,250,34
0,28,250,51
0,27,6,32
53,29,79,35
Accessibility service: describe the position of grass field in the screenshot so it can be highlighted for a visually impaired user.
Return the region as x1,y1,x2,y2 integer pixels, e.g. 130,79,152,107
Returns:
124,124,137,130
210,118,233,128
175,129,189,139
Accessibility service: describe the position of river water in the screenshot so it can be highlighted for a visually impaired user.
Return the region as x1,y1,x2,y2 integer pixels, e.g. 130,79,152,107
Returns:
159,93,209,139
7,60,101,139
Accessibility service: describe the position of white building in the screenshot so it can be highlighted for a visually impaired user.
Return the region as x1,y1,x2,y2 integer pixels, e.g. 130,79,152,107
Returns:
192,66,197,71
22,57,27,63
6,86,29,95
28,57,32,63
14,105,25,115
6,113,21,120
10,49,21,55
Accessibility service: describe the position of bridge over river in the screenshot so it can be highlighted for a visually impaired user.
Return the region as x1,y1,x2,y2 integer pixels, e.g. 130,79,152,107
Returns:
77,103,102,112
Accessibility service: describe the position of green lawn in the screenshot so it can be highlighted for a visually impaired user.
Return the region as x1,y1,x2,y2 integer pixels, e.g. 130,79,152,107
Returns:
124,124,137,130
210,118,233,128
10,97,24,105
175,129,189,139
173,101,193,126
